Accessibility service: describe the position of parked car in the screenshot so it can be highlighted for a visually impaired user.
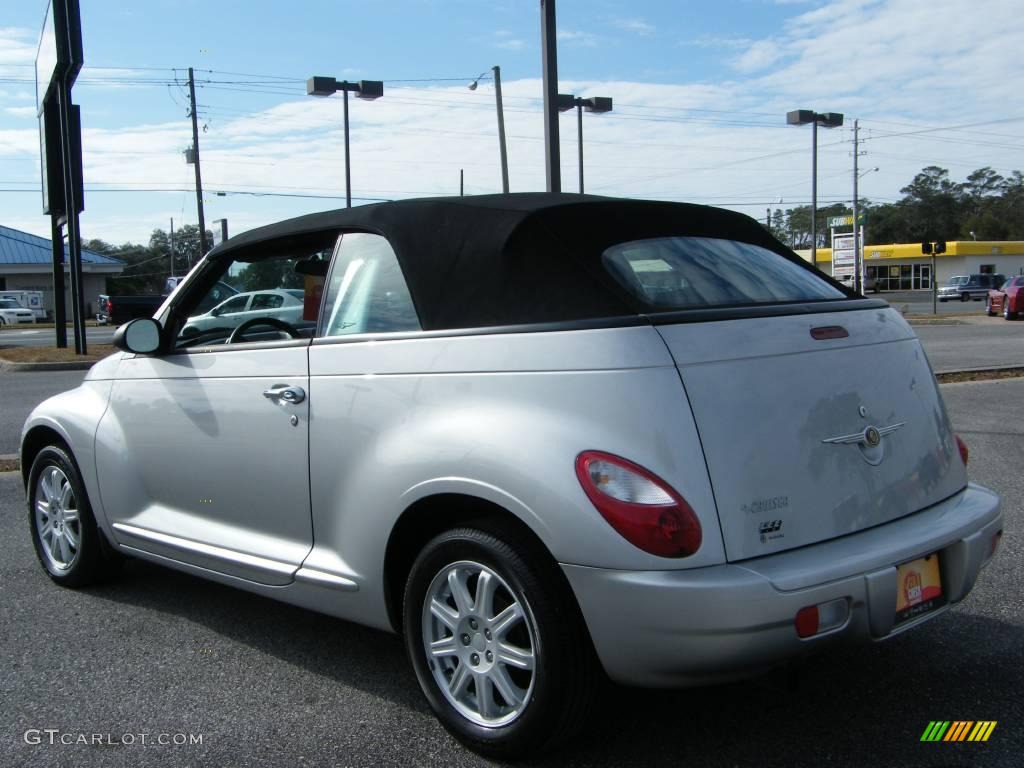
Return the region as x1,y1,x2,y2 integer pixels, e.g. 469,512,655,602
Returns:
22,195,1003,758
180,288,305,337
986,275,1024,320
97,281,239,326
937,273,1005,302
0,298,36,325
95,294,165,326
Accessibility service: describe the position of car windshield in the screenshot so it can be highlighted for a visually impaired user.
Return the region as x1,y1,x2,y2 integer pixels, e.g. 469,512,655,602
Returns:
949,276,969,286
0,300,19,308
602,237,845,310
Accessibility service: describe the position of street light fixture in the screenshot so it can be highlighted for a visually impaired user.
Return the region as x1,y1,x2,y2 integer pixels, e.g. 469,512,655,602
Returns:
468,66,509,194
558,93,613,193
307,76,383,208
786,109,843,268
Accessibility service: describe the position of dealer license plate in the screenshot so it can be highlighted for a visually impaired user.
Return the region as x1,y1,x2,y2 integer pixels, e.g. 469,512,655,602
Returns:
895,553,945,625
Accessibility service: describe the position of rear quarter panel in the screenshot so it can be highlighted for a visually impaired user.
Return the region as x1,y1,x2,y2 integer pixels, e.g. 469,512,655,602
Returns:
305,326,725,629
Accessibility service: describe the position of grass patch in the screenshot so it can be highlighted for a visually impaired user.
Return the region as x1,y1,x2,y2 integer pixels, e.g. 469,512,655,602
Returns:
936,368,1024,384
0,345,114,364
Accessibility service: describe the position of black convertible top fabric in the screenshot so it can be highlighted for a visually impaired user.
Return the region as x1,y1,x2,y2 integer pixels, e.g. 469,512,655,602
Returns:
209,193,835,331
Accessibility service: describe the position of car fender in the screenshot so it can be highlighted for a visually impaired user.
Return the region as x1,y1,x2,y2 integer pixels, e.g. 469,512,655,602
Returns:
21,380,116,539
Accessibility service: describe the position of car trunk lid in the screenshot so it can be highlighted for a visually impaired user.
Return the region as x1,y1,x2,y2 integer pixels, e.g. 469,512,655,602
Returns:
655,306,967,562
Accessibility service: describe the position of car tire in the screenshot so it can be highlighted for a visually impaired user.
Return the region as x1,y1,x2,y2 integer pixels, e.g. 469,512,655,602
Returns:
27,445,121,587
403,525,598,759
1004,296,1015,321
0,316,6,326
986,297,996,316
960,292,970,302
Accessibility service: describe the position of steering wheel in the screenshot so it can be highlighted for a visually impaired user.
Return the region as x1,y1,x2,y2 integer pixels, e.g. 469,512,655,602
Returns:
226,317,302,344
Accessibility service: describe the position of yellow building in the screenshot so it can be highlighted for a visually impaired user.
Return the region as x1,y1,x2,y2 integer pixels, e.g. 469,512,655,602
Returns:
796,241,1024,291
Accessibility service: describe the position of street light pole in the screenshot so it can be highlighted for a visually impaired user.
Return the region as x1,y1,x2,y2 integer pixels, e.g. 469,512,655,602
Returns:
576,101,584,192
342,84,351,208
307,76,384,208
786,109,844,269
559,94,613,193
540,0,561,192
469,67,510,193
493,66,509,193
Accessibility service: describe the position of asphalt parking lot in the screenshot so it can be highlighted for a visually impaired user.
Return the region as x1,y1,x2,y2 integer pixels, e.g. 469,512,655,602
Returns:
0,378,1021,767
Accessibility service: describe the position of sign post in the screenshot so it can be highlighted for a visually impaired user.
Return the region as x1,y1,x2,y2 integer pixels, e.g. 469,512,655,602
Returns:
35,0,85,352
828,215,865,294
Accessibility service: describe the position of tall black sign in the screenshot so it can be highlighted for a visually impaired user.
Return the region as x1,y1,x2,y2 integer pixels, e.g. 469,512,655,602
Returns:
35,0,85,352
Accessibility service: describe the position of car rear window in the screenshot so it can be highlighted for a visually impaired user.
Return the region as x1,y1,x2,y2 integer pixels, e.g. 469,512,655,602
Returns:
602,237,845,310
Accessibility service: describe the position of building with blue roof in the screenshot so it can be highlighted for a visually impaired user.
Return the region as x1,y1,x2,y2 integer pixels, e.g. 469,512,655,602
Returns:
0,224,124,319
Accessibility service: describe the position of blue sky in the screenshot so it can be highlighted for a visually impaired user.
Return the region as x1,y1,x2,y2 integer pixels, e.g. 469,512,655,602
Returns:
1,0,1022,244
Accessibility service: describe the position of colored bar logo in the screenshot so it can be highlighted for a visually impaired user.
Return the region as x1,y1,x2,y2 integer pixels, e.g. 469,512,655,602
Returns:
921,721,997,742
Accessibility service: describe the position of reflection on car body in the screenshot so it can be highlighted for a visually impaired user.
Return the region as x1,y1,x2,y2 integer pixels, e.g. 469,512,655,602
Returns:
182,288,305,337
21,194,1003,758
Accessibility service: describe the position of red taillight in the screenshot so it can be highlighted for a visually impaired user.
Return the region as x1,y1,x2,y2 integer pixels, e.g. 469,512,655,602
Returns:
794,605,819,638
955,435,969,466
575,450,702,558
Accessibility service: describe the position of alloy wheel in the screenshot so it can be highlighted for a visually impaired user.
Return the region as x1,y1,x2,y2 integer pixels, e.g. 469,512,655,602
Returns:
421,560,537,727
34,465,81,571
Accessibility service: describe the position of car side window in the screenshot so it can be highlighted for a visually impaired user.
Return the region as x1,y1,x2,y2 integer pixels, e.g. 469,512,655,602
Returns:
251,293,284,310
319,233,420,337
218,296,250,315
174,240,337,349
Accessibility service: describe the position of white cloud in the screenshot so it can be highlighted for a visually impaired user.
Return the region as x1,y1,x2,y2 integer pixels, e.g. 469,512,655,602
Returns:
495,38,526,51
557,29,601,47
491,29,526,51
684,35,753,50
0,27,36,66
5,106,36,118
733,40,784,73
612,18,656,35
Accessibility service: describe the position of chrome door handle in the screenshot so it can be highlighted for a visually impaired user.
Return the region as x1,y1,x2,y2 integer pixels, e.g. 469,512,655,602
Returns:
263,385,306,404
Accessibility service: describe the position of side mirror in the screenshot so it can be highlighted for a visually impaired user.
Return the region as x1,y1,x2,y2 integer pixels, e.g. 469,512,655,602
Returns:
113,317,162,354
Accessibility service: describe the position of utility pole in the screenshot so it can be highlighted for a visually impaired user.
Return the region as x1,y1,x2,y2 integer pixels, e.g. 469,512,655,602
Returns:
852,119,860,294
492,65,509,193
811,118,818,265
169,217,175,277
460,168,464,196
187,67,209,255
540,0,561,192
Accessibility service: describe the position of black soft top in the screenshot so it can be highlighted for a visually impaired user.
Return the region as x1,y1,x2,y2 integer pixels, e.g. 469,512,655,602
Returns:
209,193,827,331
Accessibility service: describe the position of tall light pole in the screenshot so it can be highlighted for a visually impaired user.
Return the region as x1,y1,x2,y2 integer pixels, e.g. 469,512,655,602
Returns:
469,66,509,193
307,77,383,207
558,94,613,193
786,109,843,268
540,0,561,192
851,116,879,294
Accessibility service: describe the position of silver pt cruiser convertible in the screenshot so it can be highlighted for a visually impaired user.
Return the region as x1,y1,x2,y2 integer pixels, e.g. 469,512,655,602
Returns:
22,194,1003,757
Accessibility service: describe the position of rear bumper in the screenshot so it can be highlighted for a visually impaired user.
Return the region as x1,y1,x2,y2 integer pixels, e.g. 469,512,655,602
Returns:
563,483,1002,687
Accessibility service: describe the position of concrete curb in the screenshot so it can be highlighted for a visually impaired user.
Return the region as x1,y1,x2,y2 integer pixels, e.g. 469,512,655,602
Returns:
933,364,1024,376
0,359,96,372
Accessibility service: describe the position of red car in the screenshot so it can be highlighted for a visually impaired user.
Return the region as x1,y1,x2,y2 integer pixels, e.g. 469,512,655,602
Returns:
986,276,1024,320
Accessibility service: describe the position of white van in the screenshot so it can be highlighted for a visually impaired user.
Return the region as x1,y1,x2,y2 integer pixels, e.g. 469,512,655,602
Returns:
0,290,45,321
